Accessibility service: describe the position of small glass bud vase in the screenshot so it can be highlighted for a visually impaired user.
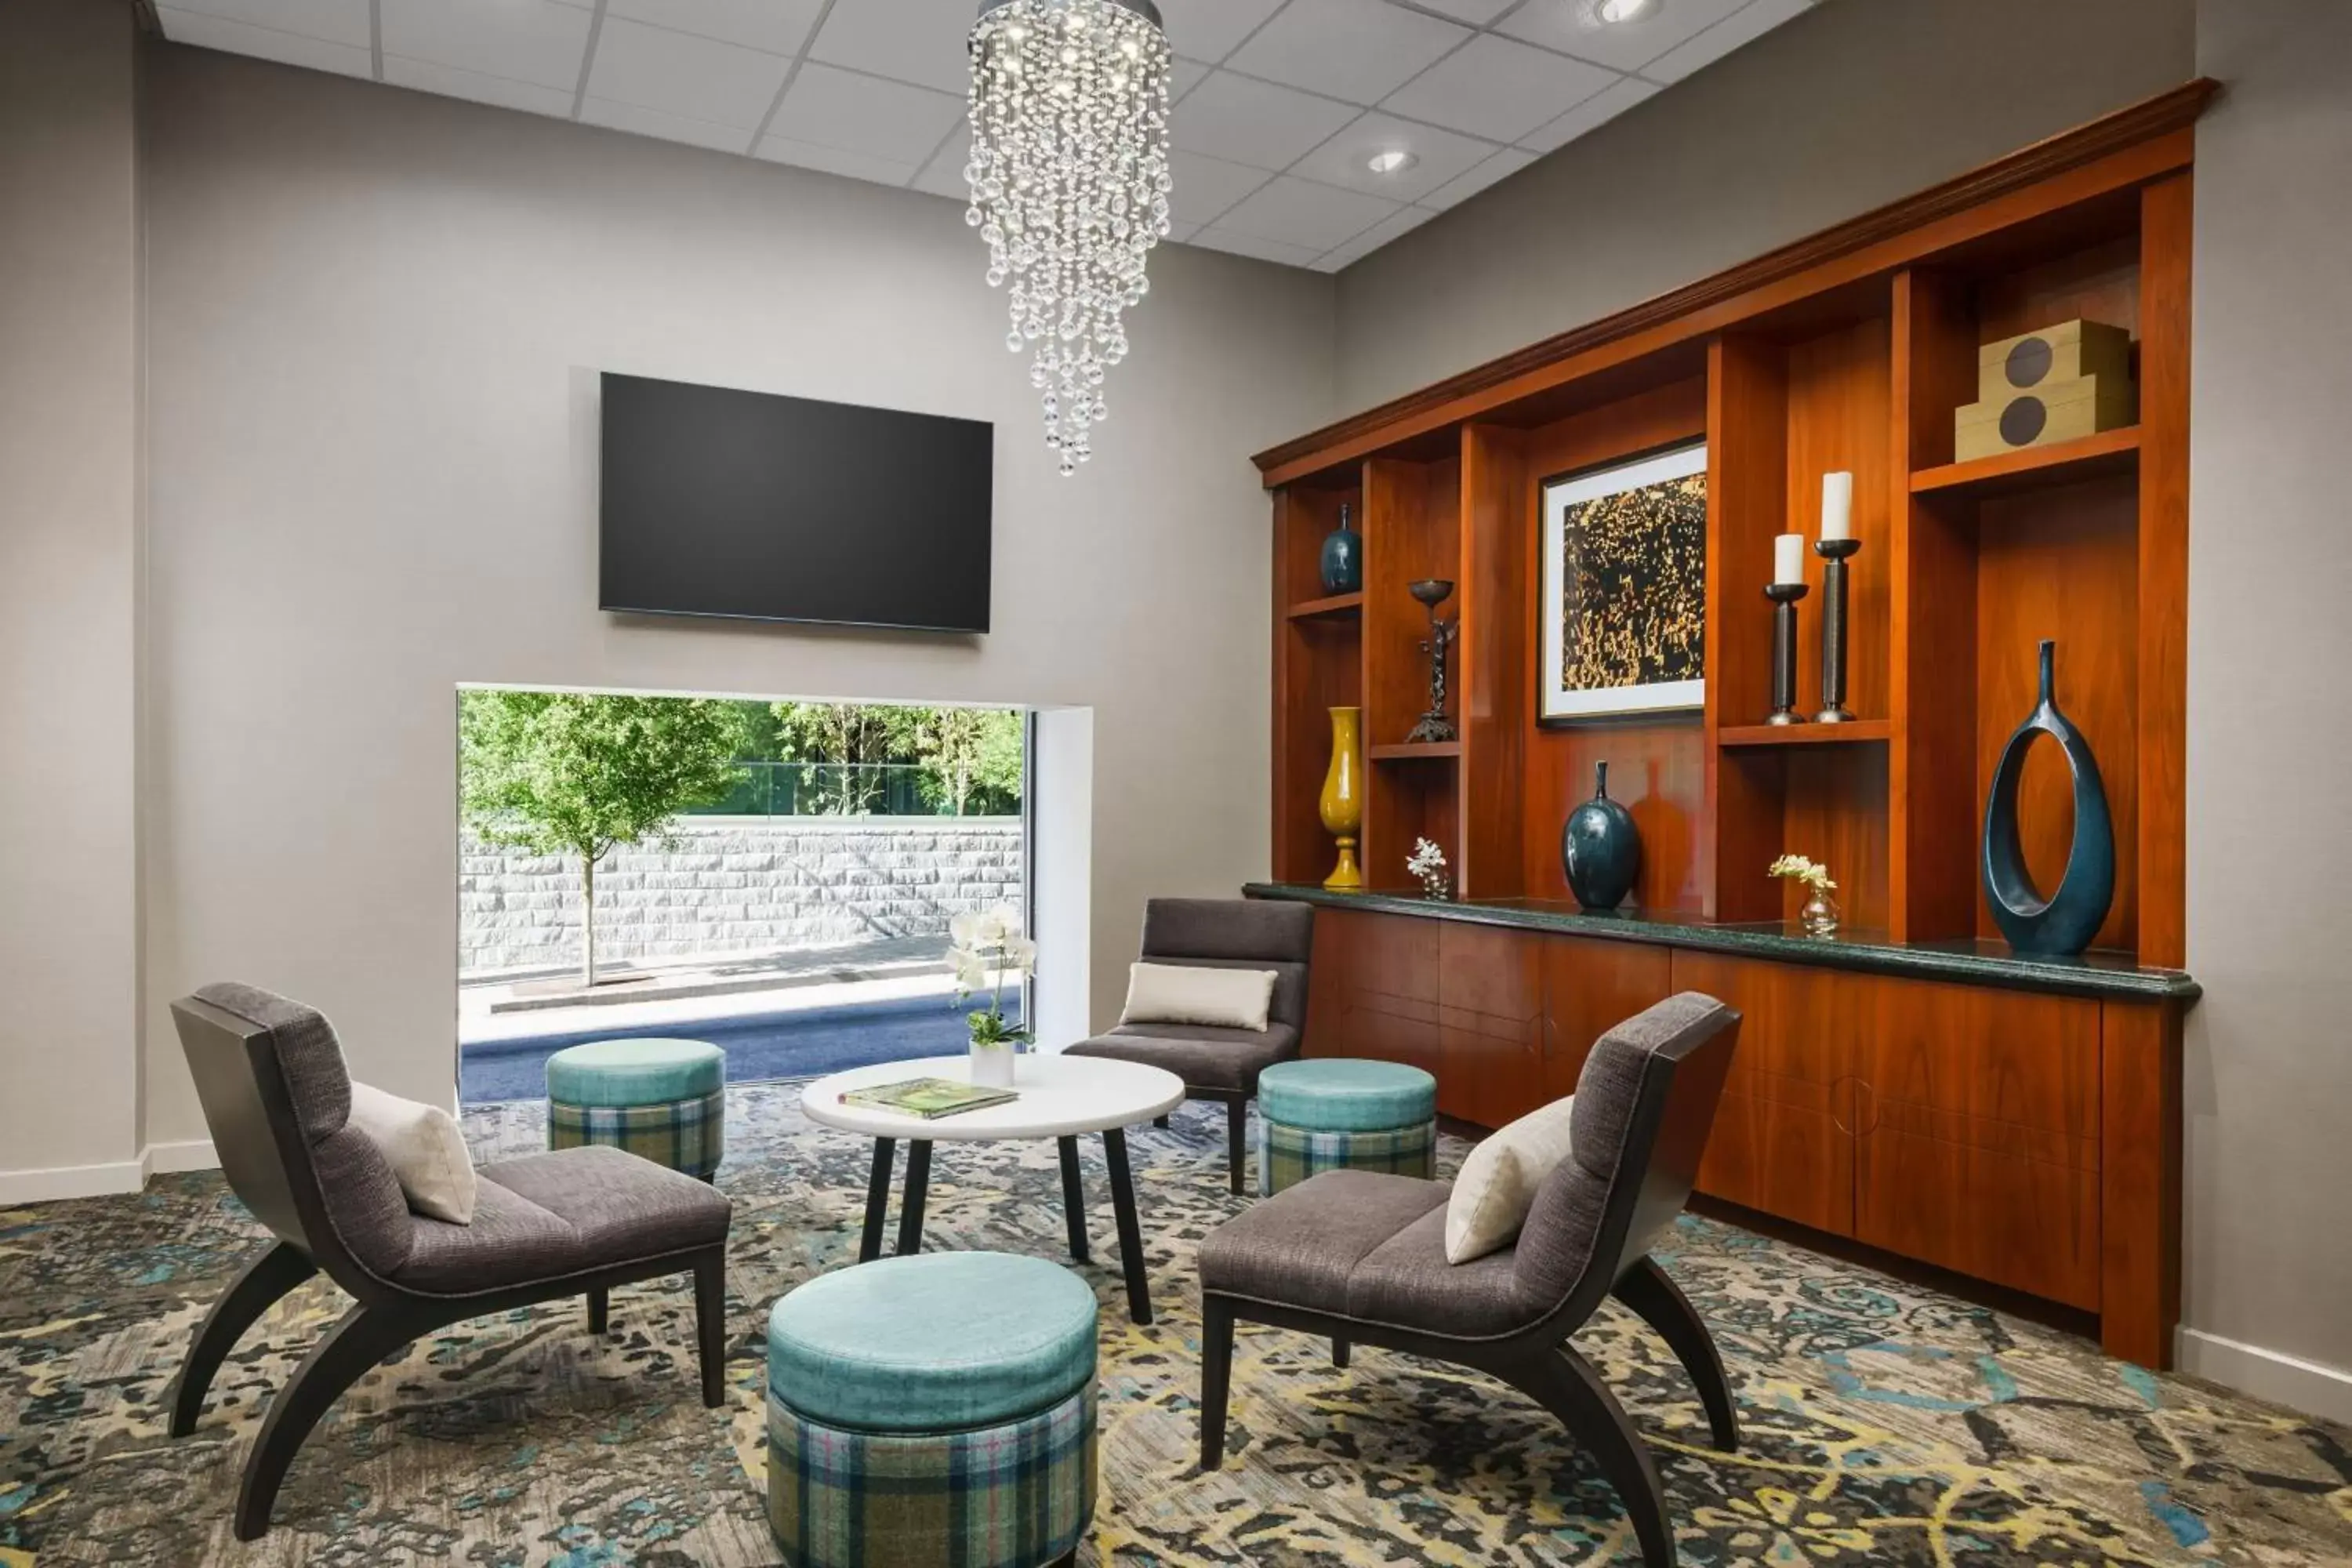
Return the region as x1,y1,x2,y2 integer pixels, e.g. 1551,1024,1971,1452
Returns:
1798,891,1841,938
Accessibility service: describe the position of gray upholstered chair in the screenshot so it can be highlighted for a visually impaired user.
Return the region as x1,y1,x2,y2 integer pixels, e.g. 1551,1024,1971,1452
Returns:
1064,897,1316,1193
167,983,733,1540
1196,992,1741,1568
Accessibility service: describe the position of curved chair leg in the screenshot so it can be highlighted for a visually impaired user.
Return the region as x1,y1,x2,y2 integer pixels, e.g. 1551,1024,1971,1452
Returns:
1199,1296,1236,1472
1226,1098,1248,1196
170,1241,317,1438
693,1250,728,1409
1613,1257,1738,1453
1501,1346,1676,1568
236,1301,418,1540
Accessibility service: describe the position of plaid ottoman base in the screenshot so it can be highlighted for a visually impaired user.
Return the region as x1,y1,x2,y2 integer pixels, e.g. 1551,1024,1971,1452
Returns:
547,1087,725,1180
766,1379,1098,1568
1260,1116,1436,1196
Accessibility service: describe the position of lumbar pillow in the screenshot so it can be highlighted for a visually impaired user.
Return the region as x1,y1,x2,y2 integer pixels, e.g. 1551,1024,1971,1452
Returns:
1445,1094,1577,1264
1119,963,1277,1032
347,1080,477,1225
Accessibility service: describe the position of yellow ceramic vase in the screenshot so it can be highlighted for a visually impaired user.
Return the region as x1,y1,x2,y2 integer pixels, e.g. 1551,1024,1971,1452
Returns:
1319,706,1364,890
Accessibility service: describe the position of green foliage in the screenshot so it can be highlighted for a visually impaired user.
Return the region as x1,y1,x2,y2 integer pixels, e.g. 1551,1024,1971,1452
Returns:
765,701,1022,815
909,708,1025,816
460,691,753,862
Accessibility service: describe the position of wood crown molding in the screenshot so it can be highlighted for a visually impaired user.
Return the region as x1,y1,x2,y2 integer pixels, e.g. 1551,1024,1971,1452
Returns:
1253,78,2220,481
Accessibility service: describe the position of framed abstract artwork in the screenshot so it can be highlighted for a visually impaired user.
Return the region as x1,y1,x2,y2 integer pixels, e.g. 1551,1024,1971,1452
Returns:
1537,442,1708,724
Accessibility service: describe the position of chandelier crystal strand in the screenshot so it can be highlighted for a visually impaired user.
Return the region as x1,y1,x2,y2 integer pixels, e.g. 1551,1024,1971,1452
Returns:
967,0,1171,475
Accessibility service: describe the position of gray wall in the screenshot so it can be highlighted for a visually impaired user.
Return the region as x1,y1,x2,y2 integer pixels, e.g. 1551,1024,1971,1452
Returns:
1333,0,2197,408
2180,0,2352,1415
136,46,1333,1145
0,0,145,1192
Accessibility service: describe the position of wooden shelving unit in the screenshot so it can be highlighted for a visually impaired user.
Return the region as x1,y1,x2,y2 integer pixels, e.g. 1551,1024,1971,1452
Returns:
1255,82,2209,1370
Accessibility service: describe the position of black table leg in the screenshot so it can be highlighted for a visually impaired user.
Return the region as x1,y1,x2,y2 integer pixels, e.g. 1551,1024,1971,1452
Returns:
859,1138,896,1264
1057,1136,1090,1263
896,1139,932,1257
1102,1128,1152,1325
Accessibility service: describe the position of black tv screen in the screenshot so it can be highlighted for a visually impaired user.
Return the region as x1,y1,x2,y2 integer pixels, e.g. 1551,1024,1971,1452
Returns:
599,373,993,633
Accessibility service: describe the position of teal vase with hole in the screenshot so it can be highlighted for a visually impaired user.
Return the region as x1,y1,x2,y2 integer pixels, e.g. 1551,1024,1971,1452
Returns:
1319,503,1362,595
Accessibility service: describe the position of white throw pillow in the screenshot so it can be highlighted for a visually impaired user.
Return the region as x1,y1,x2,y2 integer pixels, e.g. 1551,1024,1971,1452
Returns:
1445,1095,1577,1265
347,1080,478,1225
1119,963,1277,1032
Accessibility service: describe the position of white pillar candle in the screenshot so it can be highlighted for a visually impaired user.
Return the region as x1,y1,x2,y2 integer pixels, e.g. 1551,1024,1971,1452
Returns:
1773,532,1806,586
1820,470,1853,539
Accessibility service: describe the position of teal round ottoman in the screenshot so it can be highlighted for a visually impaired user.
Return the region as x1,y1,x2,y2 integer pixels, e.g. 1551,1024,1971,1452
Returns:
765,1252,1098,1568
1257,1058,1438,1196
546,1037,725,1180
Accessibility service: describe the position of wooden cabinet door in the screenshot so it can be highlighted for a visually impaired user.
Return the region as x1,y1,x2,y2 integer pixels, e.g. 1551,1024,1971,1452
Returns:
1304,908,1441,1079
1671,952,1860,1237
1537,936,1673,1104
1853,978,2103,1308
1436,922,1544,1128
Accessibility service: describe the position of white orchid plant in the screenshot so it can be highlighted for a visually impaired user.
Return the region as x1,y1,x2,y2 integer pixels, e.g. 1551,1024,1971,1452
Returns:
1406,837,1452,901
1767,854,1837,894
949,904,1036,1050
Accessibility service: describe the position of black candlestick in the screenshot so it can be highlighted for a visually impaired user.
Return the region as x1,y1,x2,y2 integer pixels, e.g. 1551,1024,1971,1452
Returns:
1814,536,1861,723
1404,578,1459,744
1764,581,1809,726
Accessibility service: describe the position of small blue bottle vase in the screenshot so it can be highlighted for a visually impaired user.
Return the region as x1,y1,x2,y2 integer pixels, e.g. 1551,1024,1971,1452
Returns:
1982,639,2115,955
1562,760,1641,911
1319,503,1362,595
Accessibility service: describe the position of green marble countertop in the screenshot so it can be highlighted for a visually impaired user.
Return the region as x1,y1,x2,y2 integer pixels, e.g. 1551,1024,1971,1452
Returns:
1243,883,2200,1004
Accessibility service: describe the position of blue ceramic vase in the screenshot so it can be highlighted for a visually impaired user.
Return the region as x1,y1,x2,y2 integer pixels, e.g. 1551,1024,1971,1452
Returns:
1562,760,1641,911
1318,503,1362,594
1982,639,2114,955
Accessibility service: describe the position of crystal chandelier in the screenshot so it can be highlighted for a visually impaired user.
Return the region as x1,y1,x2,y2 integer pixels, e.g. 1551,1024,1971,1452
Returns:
967,0,1172,475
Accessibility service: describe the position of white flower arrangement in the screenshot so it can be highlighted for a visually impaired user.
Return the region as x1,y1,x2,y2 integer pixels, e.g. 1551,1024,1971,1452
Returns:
949,904,1036,1049
1406,837,1452,901
1766,853,1838,893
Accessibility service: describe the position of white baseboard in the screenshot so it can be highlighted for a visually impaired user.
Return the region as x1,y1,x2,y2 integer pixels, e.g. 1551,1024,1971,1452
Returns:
145,1138,220,1175
2178,1327,2352,1426
0,1158,150,1205
0,1138,223,1205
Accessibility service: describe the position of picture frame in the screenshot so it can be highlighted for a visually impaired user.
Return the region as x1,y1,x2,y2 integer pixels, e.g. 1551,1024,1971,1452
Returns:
1537,441,1708,724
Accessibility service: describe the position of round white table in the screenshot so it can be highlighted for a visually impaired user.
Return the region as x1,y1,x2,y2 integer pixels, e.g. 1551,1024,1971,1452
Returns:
802,1054,1185,1323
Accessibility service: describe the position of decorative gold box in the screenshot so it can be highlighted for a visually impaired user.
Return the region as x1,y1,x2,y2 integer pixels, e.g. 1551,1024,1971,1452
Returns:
1955,318,2136,461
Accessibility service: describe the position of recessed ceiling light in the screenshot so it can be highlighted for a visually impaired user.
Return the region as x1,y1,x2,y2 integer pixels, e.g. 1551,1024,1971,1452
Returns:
1366,149,1419,176
1586,0,1658,24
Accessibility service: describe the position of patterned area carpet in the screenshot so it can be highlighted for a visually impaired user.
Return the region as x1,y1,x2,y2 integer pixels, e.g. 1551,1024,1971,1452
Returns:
3,1080,2349,1566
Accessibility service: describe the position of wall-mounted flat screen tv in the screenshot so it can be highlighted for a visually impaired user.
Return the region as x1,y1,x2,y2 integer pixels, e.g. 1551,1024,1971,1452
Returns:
599,372,994,633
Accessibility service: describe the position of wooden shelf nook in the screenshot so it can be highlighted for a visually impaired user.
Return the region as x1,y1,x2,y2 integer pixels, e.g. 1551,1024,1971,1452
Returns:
1254,84,2209,1370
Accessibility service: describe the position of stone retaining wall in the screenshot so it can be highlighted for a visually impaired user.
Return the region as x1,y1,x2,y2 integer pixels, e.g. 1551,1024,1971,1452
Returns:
460,817,1022,976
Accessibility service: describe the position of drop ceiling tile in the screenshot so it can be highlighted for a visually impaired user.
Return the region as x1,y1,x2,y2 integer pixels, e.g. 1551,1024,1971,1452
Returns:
910,125,973,198
1171,71,1359,170
604,0,823,56
1313,202,1436,270
807,0,975,95
585,17,790,129
1167,149,1274,226
1290,111,1496,204
1216,174,1399,252
1645,0,1812,83
162,0,368,47
158,7,373,74
1160,0,1286,64
384,55,578,115
1169,58,1210,101
1381,33,1617,143
767,61,967,165
1496,0,1747,72
755,136,921,185
581,94,753,153
1228,0,1469,107
1418,144,1535,209
1187,226,1323,267
1518,72,1657,150
1410,0,1520,20
381,0,594,92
